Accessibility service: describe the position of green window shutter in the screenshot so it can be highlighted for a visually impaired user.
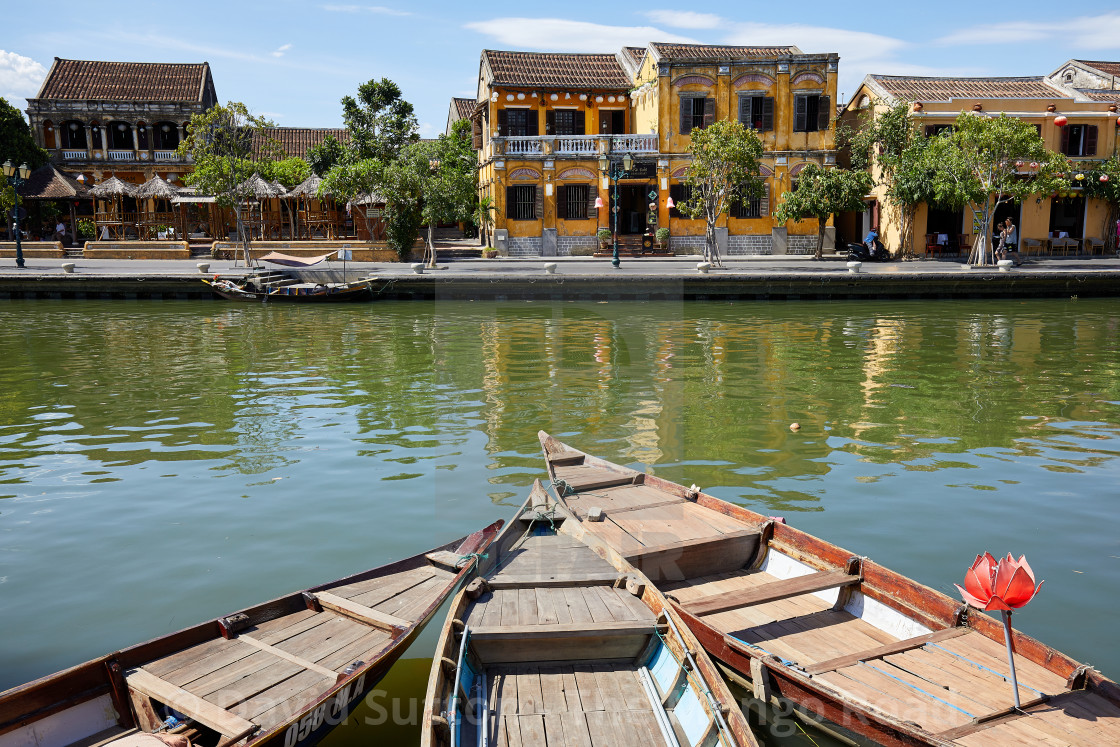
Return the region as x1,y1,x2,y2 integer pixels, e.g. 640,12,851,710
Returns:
703,97,715,129
738,96,750,125
1086,125,1098,156
818,96,831,131
574,111,585,135
556,185,567,219
533,186,542,219
794,96,807,132
589,186,598,220
505,186,514,218
1060,126,1070,155
680,97,692,134
497,109,508,137
762,97,774,131
526,110,539,136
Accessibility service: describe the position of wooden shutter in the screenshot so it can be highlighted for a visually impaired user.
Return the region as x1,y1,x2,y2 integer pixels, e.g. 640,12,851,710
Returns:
574,111,585,135
794,96,807,132
762,97,774,131
1060,126,1070,155
471,118,482,149
497,109,508,137
556,185,567,219
817,96,831,131
679,97,692,134
1086,125,1098,156
739,96,750,125
545,111,555,135
533,186,542,219
505,186,515,218
526,110,539,136
703,97,715,129
761,183,770,217
589,187,598,220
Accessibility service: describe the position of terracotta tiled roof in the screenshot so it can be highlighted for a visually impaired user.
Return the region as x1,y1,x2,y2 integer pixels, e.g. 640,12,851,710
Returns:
869,75,1067,101
451,97,476,121
1075,60,1120,78
36,58,211,102
253,128,350,160
483,50,630,89
650,43,799,60
1077,88,1120,103
622,47,647,66
18,164,91,200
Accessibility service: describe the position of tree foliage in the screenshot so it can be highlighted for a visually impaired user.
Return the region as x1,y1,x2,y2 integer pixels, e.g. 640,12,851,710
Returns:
1078,155,1120,250
259,157,311,189
342,78,418,164
411,119,478,265
1,97,48,218
306,135,347,177
925,112,1066,263
680,120,765,266
773,165,872,259
318,158,386,242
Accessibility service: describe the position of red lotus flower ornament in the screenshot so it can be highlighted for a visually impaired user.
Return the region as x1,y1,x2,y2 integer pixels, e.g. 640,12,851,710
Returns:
955,552,1043,611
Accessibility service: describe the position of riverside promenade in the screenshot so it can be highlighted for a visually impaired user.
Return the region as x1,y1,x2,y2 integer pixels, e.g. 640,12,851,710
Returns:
2,253,1120,301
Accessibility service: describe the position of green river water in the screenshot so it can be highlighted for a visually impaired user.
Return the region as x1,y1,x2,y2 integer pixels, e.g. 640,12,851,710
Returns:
1,298,1118,745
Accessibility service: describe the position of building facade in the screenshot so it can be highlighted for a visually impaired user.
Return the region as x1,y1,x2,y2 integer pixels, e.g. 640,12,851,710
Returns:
843,62,1120,256
473,43,840,257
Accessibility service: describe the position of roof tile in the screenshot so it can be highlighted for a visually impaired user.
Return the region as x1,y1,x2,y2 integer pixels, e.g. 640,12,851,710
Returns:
484,50,630,89
869,75,1068,101
36,58,210,102
650,43,798,60
1075,60,1120,78
253,128,350,160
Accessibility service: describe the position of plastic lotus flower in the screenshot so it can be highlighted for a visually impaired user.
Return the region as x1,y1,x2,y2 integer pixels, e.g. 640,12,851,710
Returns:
955,552,1043,611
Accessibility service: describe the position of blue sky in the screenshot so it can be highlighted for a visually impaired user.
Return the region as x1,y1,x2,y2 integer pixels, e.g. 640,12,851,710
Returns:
2,2,1118,138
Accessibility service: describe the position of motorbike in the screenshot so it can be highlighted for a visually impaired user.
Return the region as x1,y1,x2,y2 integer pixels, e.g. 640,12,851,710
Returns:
846,238,891,262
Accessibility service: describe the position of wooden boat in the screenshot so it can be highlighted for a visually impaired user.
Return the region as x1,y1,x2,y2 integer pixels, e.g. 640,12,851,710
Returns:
421,480,758,747
538,431,1120,747
0,522,502,747
204,277,374,303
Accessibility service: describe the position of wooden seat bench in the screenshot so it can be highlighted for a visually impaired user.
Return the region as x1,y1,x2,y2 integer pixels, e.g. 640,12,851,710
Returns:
469,621,654,664
802,626,970,675
125,669,258,742
624,529,760,582
683,569,860,616
310,591,408,634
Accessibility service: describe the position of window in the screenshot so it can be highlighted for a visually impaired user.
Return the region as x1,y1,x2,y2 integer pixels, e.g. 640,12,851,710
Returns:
924,124,953,137
547,110,585,136
738,96,774,131
679,96,714,134
669,184,693,218
794,94,831,132
497,109,538,137
556,184,590,220
1061,124,1098,157
599,110,625,135
731,184,769,219
506,185,537,220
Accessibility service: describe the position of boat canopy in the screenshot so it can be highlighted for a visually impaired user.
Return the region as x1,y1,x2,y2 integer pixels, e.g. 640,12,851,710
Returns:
259,251,336,267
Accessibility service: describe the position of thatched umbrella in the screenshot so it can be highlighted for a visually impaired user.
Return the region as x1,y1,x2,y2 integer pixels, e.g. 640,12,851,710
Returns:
89,176,136,239
289,174,333,239
234,173,286,240
17,165,92,244
135,176,181,239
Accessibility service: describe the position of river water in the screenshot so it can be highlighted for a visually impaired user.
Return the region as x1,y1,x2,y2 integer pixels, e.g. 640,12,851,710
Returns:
1,298,1118,744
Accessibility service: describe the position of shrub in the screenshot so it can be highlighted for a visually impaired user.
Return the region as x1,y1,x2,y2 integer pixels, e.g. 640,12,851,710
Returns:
596,228,611,243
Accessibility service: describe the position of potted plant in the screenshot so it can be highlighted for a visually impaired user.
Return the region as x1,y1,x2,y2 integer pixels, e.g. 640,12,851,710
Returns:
597,228,612,250
655,227,670,251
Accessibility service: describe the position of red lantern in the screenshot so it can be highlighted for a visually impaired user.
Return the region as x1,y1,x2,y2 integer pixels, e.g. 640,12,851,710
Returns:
1116,116,1120,127
1054,115,1068,127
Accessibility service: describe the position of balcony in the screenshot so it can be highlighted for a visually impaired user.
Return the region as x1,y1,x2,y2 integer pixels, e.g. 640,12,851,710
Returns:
54,149,192,164
153,150,179,162
492,133,658,158
108,150,133,161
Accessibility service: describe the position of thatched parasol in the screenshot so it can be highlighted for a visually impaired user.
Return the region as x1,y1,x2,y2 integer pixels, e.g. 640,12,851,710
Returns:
89,176,135,198
238,173,285,199
289,174,324,197
134,175,180,200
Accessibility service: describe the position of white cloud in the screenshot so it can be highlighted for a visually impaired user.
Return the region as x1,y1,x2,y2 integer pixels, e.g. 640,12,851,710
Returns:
644,11,722,30
465,18,694,52
271,43,293,58
321,4,410,15
418,121,439,138
0,50,48,108
936,12,1120,48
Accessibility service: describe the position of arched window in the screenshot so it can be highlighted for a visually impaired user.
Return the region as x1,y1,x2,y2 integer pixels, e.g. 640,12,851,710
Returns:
108,121,133,150
154,121,179,150
62,120,87,149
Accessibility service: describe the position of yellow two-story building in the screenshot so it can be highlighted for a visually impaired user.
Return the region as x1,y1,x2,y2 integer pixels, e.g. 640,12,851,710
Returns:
473,42,840,257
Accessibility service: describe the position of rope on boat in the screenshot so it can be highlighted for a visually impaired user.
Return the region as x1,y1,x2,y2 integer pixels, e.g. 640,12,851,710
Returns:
926,642,1045,696
859,661,976,718
551,478,575,497
727,635,799,669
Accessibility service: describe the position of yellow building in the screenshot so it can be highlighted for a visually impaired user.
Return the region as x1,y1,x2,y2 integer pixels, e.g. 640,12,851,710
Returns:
473,43,840,257
843,63,1120,256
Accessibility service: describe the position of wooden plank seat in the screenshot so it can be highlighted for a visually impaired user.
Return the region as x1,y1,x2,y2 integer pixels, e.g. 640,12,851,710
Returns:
683,569,860,617
624,529,760,582
469,621,655,664
803,626,970,675
124,668,258,741
551,464,638,492
487,571,621,589
310,591,409,634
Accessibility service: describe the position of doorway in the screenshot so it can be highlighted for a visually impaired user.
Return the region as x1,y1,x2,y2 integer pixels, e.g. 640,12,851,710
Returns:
612,184,651,235
1049,195,1084,239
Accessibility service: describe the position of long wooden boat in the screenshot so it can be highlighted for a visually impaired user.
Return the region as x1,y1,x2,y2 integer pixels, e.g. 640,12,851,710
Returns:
0,522,502,747
421,480,758,747
538,431,1120,747
204,277,374,303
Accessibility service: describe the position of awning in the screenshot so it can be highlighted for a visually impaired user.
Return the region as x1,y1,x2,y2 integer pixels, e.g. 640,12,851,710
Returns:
260,251,336,267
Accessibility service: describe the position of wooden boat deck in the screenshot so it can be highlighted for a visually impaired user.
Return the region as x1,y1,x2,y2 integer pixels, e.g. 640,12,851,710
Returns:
124,564,454,738
541,434,1120,746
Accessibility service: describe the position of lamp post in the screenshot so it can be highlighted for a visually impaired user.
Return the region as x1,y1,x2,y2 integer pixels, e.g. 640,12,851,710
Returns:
3,160,31,268
598,151,633,269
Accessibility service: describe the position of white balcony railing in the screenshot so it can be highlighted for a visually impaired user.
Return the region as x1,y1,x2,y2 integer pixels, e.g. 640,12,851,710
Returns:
62,150,85,160
610,134,658,153
555,136,598,155
503,137,544,155
153,150,178,162
107,150,133,161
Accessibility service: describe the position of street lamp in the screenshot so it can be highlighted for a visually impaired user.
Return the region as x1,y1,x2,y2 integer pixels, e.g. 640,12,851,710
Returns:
3,160,31,268
598,151,633,268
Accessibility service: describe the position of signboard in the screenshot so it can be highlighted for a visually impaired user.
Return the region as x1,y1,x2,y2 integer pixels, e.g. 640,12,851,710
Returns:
338,249,353,261
365,207,383,218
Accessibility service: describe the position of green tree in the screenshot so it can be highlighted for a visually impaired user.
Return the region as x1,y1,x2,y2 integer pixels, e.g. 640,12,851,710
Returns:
1080,155,1120,251
177,102,279,265
257,157,311,238
926,112,1066,264
773,165,873,259
679,119,765,266
1,97,48,220
412,119,477,266
843,101,937,258
318,159,386,242
306,135,347,177
342,78,418,164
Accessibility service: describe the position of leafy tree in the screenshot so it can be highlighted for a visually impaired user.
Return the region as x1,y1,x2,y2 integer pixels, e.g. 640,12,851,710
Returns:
474,195,496,248
260,157,310,189
773,165,873,259
318,159,386,242
679,119,765,266
410,119,477,266
306,135,347,177
342,78,418,164
178,102,279,265
925,112,1066,264
1079,155,1120,251
843,101,937,258
1,97,48,220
